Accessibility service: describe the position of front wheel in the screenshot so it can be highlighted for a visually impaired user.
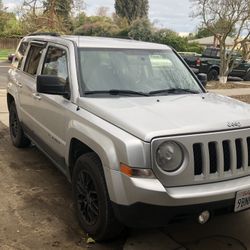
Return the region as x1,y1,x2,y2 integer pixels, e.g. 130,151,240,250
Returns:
9,102,31,148
72,153,123,241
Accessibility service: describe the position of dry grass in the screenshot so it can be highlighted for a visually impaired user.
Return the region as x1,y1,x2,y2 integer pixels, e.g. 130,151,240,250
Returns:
206,81,250,90
231,95,250,103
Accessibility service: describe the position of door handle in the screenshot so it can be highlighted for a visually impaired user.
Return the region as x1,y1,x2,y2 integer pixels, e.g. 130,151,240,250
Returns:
33,93,42,100
16,81,22,88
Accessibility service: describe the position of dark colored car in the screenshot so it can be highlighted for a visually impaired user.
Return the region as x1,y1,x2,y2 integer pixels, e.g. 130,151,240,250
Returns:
181,48,250,81
8,53,15,63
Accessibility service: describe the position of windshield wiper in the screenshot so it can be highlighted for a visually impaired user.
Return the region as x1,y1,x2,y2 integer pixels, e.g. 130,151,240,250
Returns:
84,89,149,96
149,88,200,95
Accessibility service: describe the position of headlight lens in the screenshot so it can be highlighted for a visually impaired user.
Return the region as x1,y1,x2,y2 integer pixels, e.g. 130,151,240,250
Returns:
156,141,184,172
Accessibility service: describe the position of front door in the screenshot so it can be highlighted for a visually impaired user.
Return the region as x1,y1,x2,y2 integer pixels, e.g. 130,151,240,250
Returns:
31,44,71,171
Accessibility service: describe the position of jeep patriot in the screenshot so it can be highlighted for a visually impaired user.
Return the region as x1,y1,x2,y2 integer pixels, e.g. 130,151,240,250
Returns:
7,34,250,240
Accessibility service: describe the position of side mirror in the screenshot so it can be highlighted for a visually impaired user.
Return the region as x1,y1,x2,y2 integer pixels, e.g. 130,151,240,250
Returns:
197,73,207,87
37,75,70,98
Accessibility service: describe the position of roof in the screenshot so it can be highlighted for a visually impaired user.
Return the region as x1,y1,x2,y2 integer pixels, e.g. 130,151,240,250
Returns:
24,34,170,50
23,35,171,50
189,36,235,46
64,36,171,50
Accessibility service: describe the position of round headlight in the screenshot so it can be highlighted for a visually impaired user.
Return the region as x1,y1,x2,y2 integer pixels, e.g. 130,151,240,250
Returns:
156,141,184,172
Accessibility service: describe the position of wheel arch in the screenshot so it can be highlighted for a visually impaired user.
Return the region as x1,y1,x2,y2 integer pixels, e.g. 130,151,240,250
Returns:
208,65,220,74
68,138,96,178
7,93,15,111
66,124,120,182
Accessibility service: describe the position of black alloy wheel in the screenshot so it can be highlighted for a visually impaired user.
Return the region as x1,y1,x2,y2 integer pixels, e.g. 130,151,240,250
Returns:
72,153,123,241
76,170,99,226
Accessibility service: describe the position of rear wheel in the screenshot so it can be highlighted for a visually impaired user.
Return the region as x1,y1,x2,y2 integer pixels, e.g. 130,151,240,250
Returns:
72,153,123,241
243,71,250,81
9,102,31,148
207,69,219,81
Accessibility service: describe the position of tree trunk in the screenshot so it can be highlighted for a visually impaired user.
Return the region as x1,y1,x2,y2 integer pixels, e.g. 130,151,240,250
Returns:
219,43,228,84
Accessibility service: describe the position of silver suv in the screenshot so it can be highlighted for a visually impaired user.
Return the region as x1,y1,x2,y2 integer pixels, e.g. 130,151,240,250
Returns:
7,34,250,241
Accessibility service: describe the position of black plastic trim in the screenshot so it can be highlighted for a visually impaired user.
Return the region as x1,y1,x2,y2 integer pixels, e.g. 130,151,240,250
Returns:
112,199,235,227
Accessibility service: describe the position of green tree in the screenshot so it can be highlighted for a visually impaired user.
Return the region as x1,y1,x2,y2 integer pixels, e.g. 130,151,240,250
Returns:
115,0,149,24
195,27,213,38
0,0,7,32
152,28,202,52
74,16,119,37
128,18,153,41
72,12,86,30
1,13,22,36
195,21,237,39
43,0,73,31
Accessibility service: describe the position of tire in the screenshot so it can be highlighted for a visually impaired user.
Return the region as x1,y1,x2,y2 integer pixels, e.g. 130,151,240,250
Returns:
9,102,31,148
207,69,219,81
243,71,250,81
72,153,123,241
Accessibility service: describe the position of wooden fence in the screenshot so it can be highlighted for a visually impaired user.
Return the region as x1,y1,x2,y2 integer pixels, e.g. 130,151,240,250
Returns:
0,38,21,49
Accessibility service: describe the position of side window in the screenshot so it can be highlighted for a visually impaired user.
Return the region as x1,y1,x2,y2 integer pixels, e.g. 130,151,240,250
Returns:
42,46,68,82
12,41,28,69
24,45,44,76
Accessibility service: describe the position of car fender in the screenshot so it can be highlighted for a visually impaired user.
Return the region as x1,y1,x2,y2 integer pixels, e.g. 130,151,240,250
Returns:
208,65,220,73
7,69,22,120
65,119,119,171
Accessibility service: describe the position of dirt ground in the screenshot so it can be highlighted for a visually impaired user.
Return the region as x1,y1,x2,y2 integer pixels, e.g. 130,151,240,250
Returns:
0,121,125,250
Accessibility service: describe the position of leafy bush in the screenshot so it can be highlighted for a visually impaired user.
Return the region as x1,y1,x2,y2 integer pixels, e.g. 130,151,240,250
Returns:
128,18,153,41
74,17,120,37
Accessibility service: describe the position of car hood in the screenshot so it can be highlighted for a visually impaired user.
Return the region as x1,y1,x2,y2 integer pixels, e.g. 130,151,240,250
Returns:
77,93,250,142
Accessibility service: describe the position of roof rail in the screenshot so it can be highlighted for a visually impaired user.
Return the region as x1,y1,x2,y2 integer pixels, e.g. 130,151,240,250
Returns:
27,32,60,37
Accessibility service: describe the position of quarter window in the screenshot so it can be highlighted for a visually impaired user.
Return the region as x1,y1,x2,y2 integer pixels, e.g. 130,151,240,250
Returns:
13,41,28,69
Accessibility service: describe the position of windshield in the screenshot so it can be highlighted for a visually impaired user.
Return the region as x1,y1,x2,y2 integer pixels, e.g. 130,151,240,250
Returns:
78,48,202,96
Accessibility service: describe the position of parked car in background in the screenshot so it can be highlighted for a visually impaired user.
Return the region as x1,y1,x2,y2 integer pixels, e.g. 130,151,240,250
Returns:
8,53,15,62
180,47,250,81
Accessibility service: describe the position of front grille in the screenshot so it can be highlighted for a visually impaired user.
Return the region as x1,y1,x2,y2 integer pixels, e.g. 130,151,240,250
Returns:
193,137,249,179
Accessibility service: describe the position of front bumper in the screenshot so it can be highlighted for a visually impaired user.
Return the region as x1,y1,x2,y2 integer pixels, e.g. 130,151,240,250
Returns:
103,169,250,227
105,168,250,207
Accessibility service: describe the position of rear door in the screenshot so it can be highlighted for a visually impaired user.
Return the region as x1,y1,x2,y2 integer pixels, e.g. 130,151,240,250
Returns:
17,41,46,132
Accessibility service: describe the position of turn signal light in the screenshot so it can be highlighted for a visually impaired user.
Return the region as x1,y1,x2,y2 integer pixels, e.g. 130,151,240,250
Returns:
120,164,154,178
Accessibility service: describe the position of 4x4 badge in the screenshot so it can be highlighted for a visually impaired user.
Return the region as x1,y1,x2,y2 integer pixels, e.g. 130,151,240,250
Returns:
227,121,241,128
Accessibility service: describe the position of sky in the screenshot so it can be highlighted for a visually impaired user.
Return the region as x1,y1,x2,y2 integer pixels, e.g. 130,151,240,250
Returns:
2,0,200,33
84,0,200,33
